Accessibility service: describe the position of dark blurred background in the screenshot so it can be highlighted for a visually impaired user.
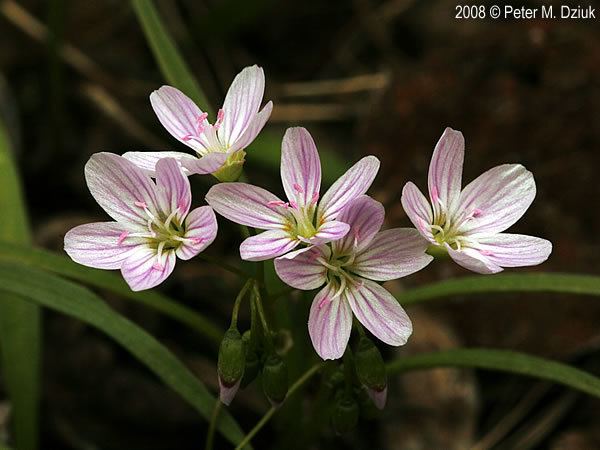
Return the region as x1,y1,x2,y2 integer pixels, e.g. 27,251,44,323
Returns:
1,0,600,448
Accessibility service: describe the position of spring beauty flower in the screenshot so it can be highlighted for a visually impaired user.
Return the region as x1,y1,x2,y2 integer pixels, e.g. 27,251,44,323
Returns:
275,195,433,360
401,127,552,274
206,127,380,261
123,65,273,181
64,153,217,291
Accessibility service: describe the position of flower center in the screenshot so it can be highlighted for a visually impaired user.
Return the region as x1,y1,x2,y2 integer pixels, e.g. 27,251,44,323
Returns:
317,251,358,299
430,207,484,251
181,109,229,155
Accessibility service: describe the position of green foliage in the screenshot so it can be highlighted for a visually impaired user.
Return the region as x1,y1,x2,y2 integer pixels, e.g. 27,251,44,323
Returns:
0,120,40,450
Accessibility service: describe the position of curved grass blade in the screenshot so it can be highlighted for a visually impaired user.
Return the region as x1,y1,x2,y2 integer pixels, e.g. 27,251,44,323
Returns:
131,0,212,114
0,118,40,449
0,262,251,449
399,273,600,306
388,348,600,398
0,241,222,344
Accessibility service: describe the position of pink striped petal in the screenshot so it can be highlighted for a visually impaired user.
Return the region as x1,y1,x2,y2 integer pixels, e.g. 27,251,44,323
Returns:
457,164,536,236
206,183,289,229
121,151,198,176
228,101,273,153
121,247,176,291
274,246,329,290
150,86,209,153
240,230,298,261
64,222,142,269
219,65,265,146
181,152,228,175
427,127,464,218
308,283,353,360
307,220,351,245
344,279,412,346
280,127,322,208
85,153,159,227
332,195,384,255
473,233,552,268
176,206,218,260
352,228,433,281
155,158,191,221
401,182,435,242
318,156,380,222
446,245,502,274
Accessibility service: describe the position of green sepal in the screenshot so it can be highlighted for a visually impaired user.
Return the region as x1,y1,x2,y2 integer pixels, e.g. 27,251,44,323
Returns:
212,150,246,182
217,327,245,387
262,353,288,405
354,336,387,392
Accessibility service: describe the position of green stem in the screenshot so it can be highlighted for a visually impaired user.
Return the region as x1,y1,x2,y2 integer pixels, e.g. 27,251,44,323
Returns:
234,363,323,450
231,279,253,328
253,283,273,350
342,348,354,396
205,399,222,450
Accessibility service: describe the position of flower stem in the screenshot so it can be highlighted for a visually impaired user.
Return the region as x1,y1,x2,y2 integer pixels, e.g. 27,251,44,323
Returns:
234,363,323,450
204,398,222,450
252,283,274,351
342,347,355,396
230,279,253,328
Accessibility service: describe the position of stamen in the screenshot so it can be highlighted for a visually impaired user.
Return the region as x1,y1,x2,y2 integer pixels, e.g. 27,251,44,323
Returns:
431,224,445,234
431,186,439,203
472,208,483,218
117,231,129,246
214,109,225,130
134,201,147,208
311,192,319,205
191,237,205,245
182,134,194,142
289,200,298,209
318,296,330,309
267,200,288,208
333,276,347,299
293,183,304,194
163,208,179,229
480,249,494,256
152,262,164,271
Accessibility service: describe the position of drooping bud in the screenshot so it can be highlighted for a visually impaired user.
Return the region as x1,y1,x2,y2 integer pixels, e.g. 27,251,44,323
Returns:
217,328,245,405
331,394,359,434
212,151,246,182
240,331,260,389
261,353,288,406
354,336,387,410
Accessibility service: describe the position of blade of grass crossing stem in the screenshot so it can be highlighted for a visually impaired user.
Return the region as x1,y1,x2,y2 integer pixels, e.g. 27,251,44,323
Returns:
130,0,213,114
398,273,600,306
0,262,251,449
0,120,40,449
387,348,600,398
0,241,222,344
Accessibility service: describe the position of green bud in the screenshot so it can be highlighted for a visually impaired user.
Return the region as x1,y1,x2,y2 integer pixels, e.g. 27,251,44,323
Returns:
240,331,260,389
217,328,245,405
331,394,359,434
354,337,387,409
212,150,245,182
262,353,288,405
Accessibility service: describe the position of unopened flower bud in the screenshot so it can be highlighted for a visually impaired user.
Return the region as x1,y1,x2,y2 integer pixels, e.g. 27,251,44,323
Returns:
217,328,245,405
332,394,359,434
354,336,387,409
262,353,288,406
240,331,260,389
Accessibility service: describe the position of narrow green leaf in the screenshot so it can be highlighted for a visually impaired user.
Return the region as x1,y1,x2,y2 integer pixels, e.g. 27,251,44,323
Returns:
388,348,600,398
0,262,250,449
399,273,600,306
0,119,40,449
0,241,222,344
131,0,213,114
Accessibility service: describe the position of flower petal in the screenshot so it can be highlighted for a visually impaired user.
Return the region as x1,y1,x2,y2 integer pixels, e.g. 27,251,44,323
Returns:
344,279,412,346
176,206,218,260
274,246,329,290
206,183,289,229
427,127,464,218
473,233,552,268
332,195,384,255
181,152,228,175
240,229,298,261
457,164,536,235
228,101,273,153
64,222,143,269
318,155,380,222
308,283,353,360
219,65,266,146
85,152,159,227
155,158,191,221
150,86,208,153
401,182,435,242
121,151,198,176
307,220,350,245
446,244,502,274
352,228,433,281
280,127,322,208
121,247,176,291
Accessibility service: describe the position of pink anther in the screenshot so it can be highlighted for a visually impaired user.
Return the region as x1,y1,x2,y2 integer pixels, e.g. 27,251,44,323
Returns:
289,200,299,209
318,296,331,309
191,237,206,245
152,262,163,271
311,192,319,205
472,208,483,218
182,134,193,142
267,200,288,208
480,249,494,256
134,201,147,208
293,183,304,194
214,109,225,130
117,231,129,246
431,186,440,203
